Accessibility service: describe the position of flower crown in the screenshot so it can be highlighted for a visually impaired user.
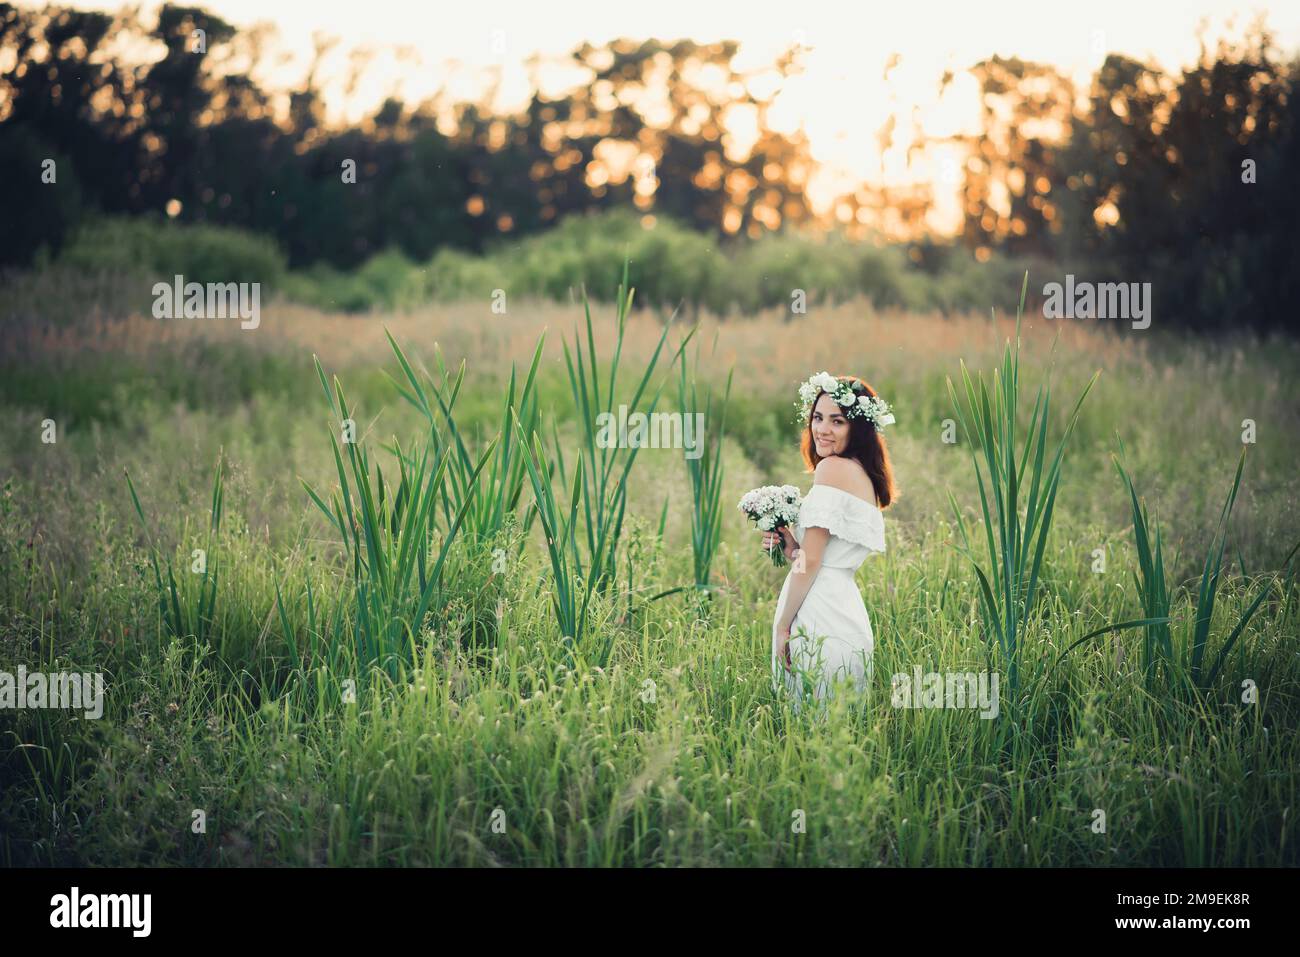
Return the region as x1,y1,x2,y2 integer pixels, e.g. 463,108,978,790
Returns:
796,371,896,428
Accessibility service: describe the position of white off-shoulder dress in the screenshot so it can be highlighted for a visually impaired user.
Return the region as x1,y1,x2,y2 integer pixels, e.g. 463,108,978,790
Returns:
771,484,886,713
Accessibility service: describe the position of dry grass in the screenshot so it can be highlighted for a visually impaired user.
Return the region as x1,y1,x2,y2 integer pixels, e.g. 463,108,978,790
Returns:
3,290,1297,579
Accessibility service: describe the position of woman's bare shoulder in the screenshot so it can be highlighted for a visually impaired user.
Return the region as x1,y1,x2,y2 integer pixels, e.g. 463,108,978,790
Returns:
813,456,876,504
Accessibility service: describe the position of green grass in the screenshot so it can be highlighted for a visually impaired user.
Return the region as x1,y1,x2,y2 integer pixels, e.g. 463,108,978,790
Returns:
0,281,1297,866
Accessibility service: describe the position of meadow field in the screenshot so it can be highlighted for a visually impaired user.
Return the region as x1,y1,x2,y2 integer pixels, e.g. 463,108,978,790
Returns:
1,285,1297,866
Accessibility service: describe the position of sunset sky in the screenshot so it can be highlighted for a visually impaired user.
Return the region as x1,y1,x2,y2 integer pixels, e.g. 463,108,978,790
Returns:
72,0,1300,232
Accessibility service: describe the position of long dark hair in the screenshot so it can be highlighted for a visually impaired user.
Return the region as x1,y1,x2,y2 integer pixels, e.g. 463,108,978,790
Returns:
799,375,898,509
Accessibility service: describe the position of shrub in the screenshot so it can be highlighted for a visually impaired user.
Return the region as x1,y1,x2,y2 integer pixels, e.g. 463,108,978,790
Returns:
58,216,288,290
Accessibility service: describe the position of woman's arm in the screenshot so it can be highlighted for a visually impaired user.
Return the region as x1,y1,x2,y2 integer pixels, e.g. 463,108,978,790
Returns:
776,525,829,633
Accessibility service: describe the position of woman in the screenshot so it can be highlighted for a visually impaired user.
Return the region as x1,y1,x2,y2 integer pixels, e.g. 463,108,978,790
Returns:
762,372,898,715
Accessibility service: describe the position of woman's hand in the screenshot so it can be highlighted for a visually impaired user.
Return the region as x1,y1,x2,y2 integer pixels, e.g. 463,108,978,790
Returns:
779,527,798,561
776,624,793,673
760,528,798,562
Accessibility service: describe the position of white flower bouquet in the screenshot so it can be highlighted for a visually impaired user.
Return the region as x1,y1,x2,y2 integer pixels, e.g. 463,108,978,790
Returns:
738,484,803,567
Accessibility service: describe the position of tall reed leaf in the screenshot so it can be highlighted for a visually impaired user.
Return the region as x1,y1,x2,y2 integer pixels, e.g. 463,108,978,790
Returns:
514,418,617,667
678,333,732,592
1189,446,1248,687
1110,441,1175,687
1067,443,1275,696
303,355,494,670
945,273,1099,696
384,328,544,542
556,259,693,594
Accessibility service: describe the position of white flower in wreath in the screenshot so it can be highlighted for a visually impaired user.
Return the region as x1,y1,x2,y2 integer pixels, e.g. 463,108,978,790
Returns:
796,371,896,428
856,395,896,427
811,371,839,394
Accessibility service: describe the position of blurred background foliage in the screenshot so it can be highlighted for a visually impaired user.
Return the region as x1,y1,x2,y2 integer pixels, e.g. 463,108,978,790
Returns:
1,3,1296,330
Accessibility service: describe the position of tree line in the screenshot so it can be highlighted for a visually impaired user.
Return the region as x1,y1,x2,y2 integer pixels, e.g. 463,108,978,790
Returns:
1,3,1295,331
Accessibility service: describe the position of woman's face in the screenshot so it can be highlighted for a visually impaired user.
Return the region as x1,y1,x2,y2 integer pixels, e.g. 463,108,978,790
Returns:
810,392,851,457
